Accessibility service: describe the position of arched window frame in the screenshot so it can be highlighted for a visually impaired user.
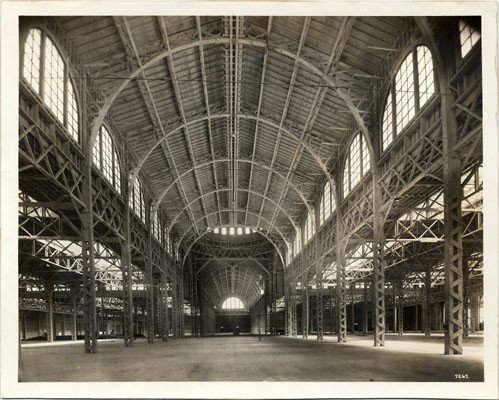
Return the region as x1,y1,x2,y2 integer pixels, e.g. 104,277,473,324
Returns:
319,180,335,226
92,124,122,194
292,229,301,259
381,44,436,152
22,27,80,144
222,296,245,310
303,211,314,245
129,177,146,225
151,208,161,242
458,19,481,59
164,225,172,256
343,132,370,198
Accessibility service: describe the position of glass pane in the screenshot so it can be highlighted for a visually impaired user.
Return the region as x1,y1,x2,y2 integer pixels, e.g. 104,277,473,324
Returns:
382,93,393,151
459,19,480,58
23,29,42,93
43,36,65,123
417,46,435,108
66,80,79,142
395,53,415,134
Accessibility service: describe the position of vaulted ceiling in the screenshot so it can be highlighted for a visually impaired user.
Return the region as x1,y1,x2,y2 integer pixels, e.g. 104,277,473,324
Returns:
55,15,407,248
50,16,410,306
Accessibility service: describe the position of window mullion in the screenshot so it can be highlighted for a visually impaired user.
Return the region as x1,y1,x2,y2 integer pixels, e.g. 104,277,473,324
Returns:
39,32,46,100
412,47,420,112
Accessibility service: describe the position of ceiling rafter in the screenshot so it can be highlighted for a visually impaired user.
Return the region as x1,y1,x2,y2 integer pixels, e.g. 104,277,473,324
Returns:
266,17,356,236
157,16,208,233
112,16,198,234
244,17,273,227
195,16,223,226
254,17,311,232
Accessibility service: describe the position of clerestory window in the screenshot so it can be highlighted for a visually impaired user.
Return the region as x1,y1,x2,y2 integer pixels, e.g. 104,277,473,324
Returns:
381,45,435,152
23,28,80,143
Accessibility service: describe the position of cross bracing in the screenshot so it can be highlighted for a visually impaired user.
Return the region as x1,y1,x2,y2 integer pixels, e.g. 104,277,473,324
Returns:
17,16,482,355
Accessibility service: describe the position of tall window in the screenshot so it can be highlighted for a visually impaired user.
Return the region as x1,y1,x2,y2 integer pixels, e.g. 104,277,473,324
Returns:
22,28,80,143
164,226,172,255
23,29,41,93
303,212,314,244
382,93,393,150
319,181,335,226
459,19,480,58
292,229,301,259
151,209,161,241
395,53,415,134
129,178,146,224
343,133,370,197
222,297,244,310
382,45,435,151
93,125,122,194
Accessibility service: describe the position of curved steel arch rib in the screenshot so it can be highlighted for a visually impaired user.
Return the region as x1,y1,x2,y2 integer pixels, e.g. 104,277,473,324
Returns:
89,37,372,198
167,187,300,234
140,111,330,214
151,156,313,215
180,209,288,267
197,258,269,277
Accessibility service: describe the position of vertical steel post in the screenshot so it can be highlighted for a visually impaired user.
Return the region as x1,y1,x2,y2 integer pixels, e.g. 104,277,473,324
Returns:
188,261,195,336
372,181,386,346
291,284,297,337
72,295,78,341
397,281,404,336
161,267,169,341
463,259,469,337
45,283,54,343
442,50,464,356
424,267,431,336
145,207,154,343
392,284,397,333
335,194,347,342
284,285,289,336
350,283,355,334
81,70,97,354
121,169,134,347
363,282,368,334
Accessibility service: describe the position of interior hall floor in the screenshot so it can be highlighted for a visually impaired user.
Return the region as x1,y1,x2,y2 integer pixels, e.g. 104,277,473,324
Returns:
19,333,484,382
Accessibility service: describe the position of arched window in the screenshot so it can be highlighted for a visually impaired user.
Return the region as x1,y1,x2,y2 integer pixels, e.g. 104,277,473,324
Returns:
459,19,480,58
129,178,146,224
151,209,161,241
164,226,172,255
343,133,370,198
382,45,435,151
222,297,244,310
93,125,122,194
22,28,80,143
292,229,301,259
319,181,336,226
303,211,314,244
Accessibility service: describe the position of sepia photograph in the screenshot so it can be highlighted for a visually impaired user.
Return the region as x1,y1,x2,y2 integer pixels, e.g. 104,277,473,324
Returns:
1,2,498,399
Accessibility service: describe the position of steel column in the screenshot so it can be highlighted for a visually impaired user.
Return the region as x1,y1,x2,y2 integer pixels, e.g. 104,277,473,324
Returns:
81,171,97,353
372,182,386,346
171,279,178,338
145,210,154,343
350,284,355,334
463,259,469,337
303,286,309,338
397,281,404,335
45,283,54,342
335,187,347,342
424,267,431,336
363,282,368,334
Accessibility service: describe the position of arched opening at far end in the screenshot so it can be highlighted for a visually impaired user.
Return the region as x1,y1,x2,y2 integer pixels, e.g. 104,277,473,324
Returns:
222,296,245,310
